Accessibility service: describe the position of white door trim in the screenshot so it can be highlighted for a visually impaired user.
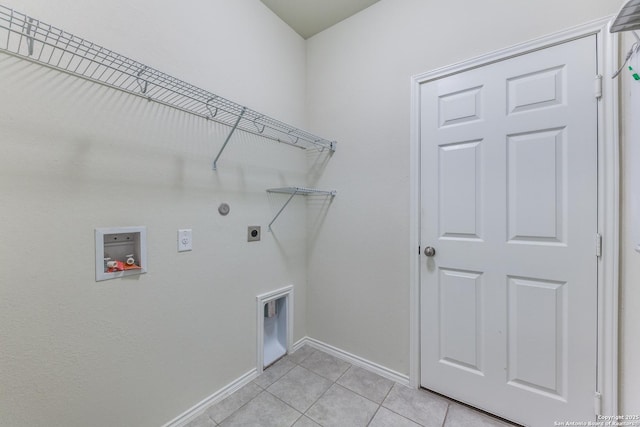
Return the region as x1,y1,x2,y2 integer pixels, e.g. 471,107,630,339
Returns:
409,17,620,415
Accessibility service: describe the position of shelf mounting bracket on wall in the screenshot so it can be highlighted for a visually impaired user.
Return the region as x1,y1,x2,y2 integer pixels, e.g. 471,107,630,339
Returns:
212,107,246,170
266,187,336,231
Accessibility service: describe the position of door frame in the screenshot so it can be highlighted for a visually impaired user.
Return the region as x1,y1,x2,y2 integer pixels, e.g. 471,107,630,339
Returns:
409,17,620,416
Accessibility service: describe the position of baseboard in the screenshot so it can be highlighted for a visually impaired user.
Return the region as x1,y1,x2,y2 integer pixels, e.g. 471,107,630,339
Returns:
165,337,410,426
291,337,308,353
297,336,411,387
161,368,258,427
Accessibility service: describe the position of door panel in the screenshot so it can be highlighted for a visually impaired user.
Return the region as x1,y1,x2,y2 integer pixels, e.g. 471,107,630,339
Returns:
507,66,565,114
438,86,483,127
438,268,484,374
507,128,566,243
439,140,483,239
507,276,567,399
420,36,598,426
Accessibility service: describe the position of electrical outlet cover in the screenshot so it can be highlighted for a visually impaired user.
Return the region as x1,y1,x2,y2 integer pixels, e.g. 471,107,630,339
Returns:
248,226,261,242
178,229,192,252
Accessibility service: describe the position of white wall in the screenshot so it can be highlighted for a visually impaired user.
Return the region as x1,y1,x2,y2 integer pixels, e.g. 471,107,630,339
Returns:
0,1,310,426
3,0,639,425
619,34,640,415
305,0,632,408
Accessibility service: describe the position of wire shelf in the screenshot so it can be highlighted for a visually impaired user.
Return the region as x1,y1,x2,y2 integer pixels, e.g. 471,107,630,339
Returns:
266,187,336,230
0,4,336,168
266,187,337,196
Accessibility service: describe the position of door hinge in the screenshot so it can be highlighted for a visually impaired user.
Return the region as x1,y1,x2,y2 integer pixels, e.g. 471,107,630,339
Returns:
594,391,602,416
595,74,603,99
596,233,603,257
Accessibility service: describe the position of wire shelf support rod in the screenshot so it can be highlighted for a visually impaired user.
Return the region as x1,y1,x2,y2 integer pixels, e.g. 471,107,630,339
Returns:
266,187,337,231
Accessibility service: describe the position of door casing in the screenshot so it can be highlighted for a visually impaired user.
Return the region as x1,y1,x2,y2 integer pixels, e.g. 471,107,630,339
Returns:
409,17,619,416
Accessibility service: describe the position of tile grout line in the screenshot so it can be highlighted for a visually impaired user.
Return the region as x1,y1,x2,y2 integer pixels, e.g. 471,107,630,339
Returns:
261,388,306,426
211,346,402,427
440,401,451,427
365,405,382,427
214,359,297,427
261,347,334,427
260,355,310,426
380,403,431,427
293,346,398,427
214,389,261,426
335,365,397,418
377,377,395,407
298,363,345,426
281,348,322,426
301,359,392,426
223,346,450,427
204,347,338,427
379,384,443,427
366,382,395,425
209,345,519,427
309,360,386,406
296,348,364,426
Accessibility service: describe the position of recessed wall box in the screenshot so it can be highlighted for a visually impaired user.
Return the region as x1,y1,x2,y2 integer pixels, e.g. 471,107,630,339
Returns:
95,226,147,282
256,286,293,371
248,226,261,242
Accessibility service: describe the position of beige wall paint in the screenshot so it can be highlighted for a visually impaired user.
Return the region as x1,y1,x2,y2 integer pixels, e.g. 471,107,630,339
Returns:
0,1,309,426
305,0,635,412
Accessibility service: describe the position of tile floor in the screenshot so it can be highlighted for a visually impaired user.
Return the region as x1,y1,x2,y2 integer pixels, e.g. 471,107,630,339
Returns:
184,345,517,427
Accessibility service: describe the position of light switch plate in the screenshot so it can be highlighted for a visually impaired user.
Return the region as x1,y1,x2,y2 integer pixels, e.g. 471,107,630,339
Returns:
178,229,192,252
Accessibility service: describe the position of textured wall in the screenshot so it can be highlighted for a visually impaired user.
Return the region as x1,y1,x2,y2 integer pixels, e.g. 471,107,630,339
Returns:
305,0,625,405
619,32,640,415
2,0,637,425
0,1,310,426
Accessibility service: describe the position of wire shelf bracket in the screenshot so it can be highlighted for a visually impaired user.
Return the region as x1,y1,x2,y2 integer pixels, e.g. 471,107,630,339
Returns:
266,187,336,231
213,107,246,170
0,4,337,169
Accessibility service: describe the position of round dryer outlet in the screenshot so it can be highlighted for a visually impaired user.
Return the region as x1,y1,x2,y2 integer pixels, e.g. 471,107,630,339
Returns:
247,226,261,242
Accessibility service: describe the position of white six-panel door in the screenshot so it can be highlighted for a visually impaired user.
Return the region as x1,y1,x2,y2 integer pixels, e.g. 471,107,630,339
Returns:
420,35,598,426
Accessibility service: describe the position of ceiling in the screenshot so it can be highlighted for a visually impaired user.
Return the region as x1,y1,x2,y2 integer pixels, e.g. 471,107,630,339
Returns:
260,0,381,39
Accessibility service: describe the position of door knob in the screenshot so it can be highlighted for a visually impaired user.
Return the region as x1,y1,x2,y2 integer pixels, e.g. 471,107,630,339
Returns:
424,246,436,257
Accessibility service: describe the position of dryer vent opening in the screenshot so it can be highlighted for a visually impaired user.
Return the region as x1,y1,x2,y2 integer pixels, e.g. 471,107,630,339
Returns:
257,286,293,371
